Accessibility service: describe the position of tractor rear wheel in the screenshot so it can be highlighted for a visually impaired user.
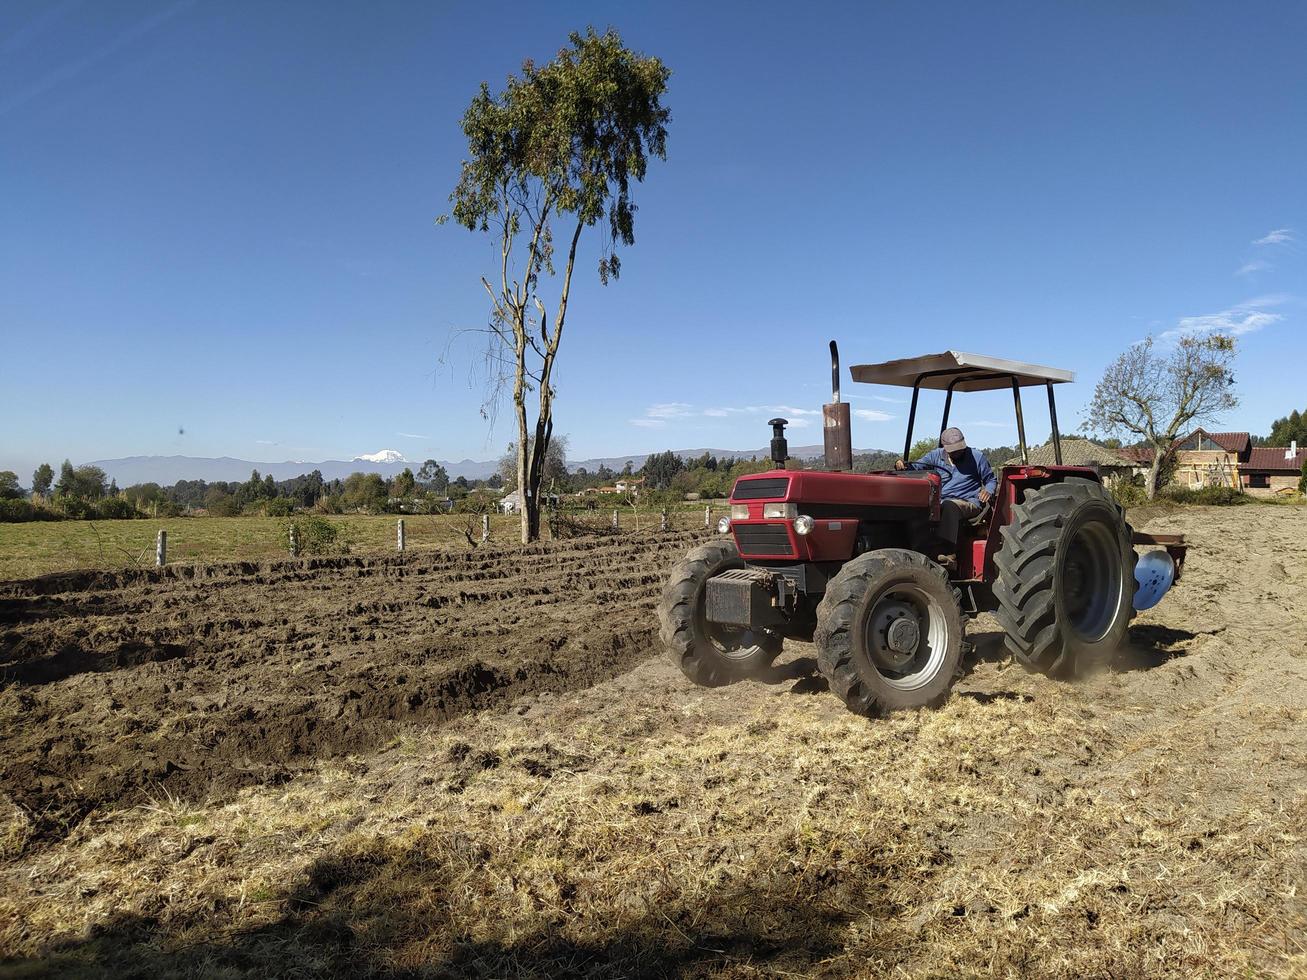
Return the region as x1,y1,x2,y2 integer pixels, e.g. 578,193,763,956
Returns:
994,477,1137,676
814,549,965,716
659,540,783,687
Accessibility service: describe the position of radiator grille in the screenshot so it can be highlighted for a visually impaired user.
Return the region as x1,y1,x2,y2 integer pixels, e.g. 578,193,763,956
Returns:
733,523,795,556
732,477,790,500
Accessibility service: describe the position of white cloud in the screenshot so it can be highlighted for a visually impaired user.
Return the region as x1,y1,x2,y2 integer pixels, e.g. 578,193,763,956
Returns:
629,418,665,429
1235,259,1270,277
1252,228,1294,246
256,439,277,445
787,418,812,429
848,393,907,404
854,409,894,422
645,402,693,419
1161,295,1286,341
397,431,430,440
747,404,821,417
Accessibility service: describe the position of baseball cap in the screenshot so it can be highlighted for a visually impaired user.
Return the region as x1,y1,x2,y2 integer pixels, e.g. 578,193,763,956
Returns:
940,427,967,451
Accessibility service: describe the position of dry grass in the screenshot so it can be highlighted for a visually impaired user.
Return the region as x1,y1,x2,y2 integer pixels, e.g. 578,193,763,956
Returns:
0,507,722,581
3,659,1304,978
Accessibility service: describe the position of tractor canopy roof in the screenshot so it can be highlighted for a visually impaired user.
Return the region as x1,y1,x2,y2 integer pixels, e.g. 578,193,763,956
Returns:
849,350,1074,392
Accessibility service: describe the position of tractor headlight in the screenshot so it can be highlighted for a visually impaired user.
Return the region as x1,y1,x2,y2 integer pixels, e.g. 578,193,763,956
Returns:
762,502,797,519
716,516,732,534
793,514,815,535
730,504,750,520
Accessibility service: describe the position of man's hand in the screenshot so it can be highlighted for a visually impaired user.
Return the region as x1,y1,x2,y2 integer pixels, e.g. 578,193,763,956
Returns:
894,459,907,470
979,487,992,504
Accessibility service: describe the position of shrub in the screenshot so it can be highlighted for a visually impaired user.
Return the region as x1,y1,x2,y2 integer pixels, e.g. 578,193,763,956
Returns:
1111,481,1148,507
285,516,347,555
0,499,62,522
264,498,295,517
94,497,137,520
1162,485,1247,506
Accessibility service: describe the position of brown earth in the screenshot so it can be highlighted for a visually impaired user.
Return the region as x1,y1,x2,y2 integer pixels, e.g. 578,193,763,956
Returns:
0,507,1305,978
0,533,698,844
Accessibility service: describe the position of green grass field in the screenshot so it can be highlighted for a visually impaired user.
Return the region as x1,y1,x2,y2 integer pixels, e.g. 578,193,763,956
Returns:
0,504,723,581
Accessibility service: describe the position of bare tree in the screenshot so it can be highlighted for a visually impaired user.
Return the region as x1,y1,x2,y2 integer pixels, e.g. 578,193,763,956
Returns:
443,29,670,543
1084,333,1238,498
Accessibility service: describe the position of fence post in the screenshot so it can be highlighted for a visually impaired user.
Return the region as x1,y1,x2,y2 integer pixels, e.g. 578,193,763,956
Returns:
289,523,299,557
481,513,490,542
397,518,405,552
611,508,620,531
660,508,669,532
155,529,167,568
704,504,711,527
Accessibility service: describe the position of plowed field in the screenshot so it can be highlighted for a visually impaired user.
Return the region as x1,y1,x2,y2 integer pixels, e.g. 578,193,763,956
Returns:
1,508,1304,978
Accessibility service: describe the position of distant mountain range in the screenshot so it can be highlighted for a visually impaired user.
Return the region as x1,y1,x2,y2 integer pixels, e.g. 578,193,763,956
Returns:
88,444,892,486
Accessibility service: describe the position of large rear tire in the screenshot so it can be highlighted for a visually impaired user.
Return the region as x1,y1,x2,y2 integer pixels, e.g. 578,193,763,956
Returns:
659,540,783,687
993,477,1137,676
814,549,965,716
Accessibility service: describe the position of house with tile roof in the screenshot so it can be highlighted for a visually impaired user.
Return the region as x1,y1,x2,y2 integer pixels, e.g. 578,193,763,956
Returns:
1002,438,1138,485
1120,429,1252,490
1241,443,1307,495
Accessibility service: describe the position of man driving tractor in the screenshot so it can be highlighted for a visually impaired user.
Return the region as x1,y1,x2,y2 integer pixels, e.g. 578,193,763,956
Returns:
895,426,996,555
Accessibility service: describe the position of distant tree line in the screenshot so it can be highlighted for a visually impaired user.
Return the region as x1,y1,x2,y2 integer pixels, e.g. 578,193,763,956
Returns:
0,458,506,523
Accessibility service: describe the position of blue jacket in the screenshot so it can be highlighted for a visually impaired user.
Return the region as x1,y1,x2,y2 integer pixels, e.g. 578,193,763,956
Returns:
908,447,997,505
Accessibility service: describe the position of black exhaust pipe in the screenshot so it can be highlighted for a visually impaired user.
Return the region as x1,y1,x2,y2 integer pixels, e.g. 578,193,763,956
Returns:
823,340,852,471
769,418,789,469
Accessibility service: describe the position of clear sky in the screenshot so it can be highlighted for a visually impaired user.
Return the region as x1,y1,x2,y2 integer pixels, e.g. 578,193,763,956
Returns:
2,1,1304,478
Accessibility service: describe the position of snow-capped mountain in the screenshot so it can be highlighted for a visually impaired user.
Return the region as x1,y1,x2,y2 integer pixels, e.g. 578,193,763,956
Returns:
353,449,407,464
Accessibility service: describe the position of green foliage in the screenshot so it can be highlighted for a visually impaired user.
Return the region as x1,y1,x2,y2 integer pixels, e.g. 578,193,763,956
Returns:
0,499,62,522
449,28,670,283
1299,458,1307,495
417,460,449,492
31,463,53,498
1111,482,1148,507
264,498,295,517
909,437,938,461
342,472,389,513
284,516,347,555
204,488,242,517
1268,408,1307,447
393,468,416,499
95,496,136,519
54,460,107,501
1161,485,1248,506
641,450,684,489
0,472,21,500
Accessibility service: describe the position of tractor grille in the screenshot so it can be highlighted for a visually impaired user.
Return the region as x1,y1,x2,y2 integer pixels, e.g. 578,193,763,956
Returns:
733,523,795,557
732,477,790,500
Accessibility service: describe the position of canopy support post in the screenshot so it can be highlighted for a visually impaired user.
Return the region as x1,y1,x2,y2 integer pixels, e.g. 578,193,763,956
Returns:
1012,377,1028,464
903,378,922,461
1046,381,1062,466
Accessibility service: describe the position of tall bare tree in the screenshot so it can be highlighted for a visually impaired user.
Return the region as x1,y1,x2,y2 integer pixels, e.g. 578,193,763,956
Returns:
444,29,670,542
1084,333,1238,498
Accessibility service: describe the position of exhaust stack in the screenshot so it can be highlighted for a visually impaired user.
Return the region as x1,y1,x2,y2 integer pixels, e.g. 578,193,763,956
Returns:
769,418,789,469
823,340,853,471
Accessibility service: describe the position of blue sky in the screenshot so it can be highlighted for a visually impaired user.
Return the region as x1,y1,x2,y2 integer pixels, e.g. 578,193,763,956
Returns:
2,1,1304,478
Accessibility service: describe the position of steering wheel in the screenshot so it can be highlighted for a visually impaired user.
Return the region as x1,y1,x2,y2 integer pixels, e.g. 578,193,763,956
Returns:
903,460,953,477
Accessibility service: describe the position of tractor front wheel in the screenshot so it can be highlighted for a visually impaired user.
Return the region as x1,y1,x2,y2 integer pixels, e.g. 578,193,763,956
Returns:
814,549,965,716
993,477,1137,676
659,540,783,687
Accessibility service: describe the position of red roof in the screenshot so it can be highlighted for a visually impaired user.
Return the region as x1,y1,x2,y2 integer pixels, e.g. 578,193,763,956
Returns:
1244,446,1307,473
1195,431,1251,454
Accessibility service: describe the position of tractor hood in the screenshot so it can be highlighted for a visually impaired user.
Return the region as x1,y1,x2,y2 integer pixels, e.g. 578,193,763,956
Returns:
730,469,938,510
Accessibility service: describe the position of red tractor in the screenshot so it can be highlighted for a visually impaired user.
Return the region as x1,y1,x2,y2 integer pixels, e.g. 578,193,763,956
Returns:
658,345,1187,715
